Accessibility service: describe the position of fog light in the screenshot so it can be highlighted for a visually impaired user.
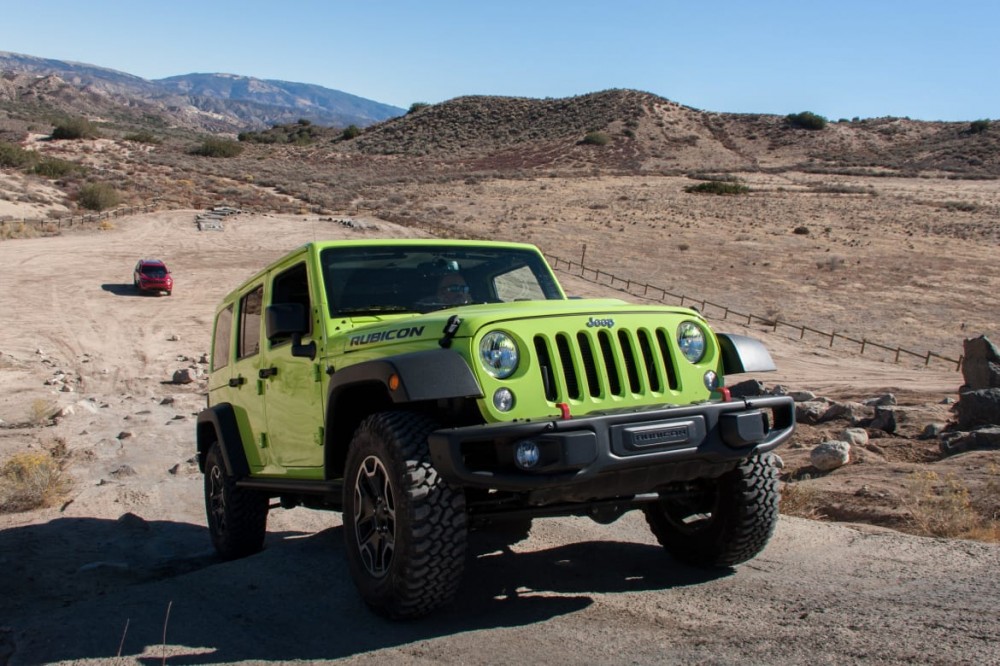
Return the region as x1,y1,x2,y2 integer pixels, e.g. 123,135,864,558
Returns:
493,388,515,412
514,440,540,469
703,370,719,391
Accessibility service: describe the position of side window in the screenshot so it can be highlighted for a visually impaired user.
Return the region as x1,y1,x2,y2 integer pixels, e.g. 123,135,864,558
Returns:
238,285,263,359
270,263,311,347
211,304,233,371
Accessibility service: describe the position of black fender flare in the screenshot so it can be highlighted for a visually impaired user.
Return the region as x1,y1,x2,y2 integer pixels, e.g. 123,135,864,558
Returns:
328,348,483,408
196,403,250,478
717,333,777,375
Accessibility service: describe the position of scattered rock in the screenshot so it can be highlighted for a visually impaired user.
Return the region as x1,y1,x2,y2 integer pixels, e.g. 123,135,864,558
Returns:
811,440,851,471
840,427,869,447
920,423,946,440
728,379,765,397
863,393,897,407
172,368,195,384
116,431,133,440
940,426,1000,456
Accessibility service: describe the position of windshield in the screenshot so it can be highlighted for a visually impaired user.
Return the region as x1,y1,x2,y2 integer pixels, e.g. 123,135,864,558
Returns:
320,245,564,316
142,266,168,278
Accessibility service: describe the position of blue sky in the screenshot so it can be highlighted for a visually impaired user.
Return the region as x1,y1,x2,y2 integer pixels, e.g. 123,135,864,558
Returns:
2,0,996,121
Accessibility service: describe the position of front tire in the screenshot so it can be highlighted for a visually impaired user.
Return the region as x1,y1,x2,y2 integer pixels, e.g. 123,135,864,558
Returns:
643,452,780,567
204,442,269,560
343,412,467,619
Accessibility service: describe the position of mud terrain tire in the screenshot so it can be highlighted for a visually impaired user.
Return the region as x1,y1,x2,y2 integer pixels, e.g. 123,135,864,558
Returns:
204,442,269,560
643,452,780,567
344,411,468,619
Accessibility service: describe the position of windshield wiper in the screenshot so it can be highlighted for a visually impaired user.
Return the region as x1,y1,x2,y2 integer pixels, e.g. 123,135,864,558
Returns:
339,304,413,315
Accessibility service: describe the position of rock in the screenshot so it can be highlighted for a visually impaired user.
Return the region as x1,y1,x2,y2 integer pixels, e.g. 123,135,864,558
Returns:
821,401,872,425
789,390,818,403
811,441,851,471
863,393,897,407
961,335,1000,390
940,426,1000,455
116,431,133,440
870,407,897,433
729,379,766,398
920,423,946,440
954,388,1000,429
57,405,75,418
796,401,827,424
172,368,195,384
168,334,180,341
840,427,869,447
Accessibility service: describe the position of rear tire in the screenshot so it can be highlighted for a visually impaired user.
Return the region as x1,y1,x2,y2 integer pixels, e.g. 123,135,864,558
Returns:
204,442,269,559
643,452,780,567
343,411,467,619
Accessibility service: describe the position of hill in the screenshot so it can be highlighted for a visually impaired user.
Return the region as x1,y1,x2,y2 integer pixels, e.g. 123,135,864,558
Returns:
0,50,404,131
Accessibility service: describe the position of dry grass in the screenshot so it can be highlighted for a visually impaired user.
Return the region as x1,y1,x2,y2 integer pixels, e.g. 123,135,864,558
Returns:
0,444,69,513
903,470,1000,542
779,479,827,520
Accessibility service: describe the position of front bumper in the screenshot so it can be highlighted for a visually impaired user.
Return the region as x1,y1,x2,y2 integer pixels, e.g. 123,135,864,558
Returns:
428,395,794,499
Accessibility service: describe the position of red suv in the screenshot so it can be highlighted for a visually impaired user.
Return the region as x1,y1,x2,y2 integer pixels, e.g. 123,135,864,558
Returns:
133,259,173,296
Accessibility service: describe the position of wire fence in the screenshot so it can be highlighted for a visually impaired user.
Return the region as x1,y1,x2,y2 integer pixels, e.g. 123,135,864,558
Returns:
0,203,159,234
544,252,963,372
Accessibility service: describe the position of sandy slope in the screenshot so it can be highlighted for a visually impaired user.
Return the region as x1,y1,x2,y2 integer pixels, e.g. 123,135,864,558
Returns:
0,212,996,665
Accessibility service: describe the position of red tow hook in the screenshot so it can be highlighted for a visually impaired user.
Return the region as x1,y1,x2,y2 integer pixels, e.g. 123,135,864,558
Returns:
716,387,732,402
556,402,572,419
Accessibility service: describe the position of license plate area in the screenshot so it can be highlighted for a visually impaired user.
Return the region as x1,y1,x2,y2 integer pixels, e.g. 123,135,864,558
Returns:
610,416,706,456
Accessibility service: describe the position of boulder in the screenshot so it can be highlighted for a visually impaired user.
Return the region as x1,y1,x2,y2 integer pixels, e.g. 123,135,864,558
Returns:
961,335,1000,390
811,440,851,471
840,427,869,447
940,426,1000,456
954,388,1000,429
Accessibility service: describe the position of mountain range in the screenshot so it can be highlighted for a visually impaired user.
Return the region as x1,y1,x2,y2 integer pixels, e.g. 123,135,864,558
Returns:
0,50,404,131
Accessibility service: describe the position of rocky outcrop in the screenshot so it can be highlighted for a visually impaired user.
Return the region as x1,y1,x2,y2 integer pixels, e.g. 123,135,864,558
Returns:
940,336,1000,455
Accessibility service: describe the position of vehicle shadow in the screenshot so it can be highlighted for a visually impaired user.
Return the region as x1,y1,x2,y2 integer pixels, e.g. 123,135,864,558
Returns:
101,283,145,297
3,516,729,664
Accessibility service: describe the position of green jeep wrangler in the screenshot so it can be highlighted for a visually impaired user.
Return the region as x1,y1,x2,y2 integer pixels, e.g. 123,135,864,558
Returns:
196,239,794,618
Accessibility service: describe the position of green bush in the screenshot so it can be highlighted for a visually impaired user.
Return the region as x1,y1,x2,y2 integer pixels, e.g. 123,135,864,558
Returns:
684,180,750,195
77,182,120,211
51,118,100,140
33,158,81,178
341,124,362,140
969,119,990,134
786,111,827,130
0,141,36,168
408,102,430,114
190,138,244,158
582,131,611,146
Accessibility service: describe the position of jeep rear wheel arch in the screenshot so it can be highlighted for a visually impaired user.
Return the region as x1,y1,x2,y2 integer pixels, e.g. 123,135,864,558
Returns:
196,404,250,478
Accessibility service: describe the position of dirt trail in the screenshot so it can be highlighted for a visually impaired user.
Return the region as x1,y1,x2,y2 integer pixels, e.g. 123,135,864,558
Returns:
0,212,996,665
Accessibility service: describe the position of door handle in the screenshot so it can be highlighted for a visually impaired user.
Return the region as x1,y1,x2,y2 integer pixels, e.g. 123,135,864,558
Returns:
259,367,278,379
228,376,246,387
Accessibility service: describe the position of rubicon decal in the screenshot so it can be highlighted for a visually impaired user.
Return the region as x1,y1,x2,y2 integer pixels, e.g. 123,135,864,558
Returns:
350,325,425,346
586,317,615,328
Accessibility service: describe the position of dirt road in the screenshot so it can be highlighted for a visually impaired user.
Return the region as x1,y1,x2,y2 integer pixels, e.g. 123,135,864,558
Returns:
0,212,997,665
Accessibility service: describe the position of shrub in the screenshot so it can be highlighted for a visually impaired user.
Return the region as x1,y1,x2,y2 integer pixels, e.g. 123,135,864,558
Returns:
0,450,66,513
969,119,990,134
684,180,750,195
51,117,100,140
341,124,362,140
33,158,81,178
408,102,430,114
0,141,36,168
581,131,611,146
786,111,828,130
190,138,244,158
77,182,120,211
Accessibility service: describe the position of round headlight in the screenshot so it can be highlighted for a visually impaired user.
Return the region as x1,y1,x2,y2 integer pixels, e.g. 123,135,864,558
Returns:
493,388,515,412
677,321,706,363
480,331,519,379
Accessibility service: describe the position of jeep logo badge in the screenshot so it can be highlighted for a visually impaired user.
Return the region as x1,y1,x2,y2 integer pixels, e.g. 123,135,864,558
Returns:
586,316,615,328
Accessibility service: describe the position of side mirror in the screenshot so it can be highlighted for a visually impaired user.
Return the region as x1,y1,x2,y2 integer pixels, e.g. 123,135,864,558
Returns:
265,303,316,359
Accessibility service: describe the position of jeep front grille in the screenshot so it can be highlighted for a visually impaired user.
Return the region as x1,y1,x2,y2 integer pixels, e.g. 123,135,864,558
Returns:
534,327,680,403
